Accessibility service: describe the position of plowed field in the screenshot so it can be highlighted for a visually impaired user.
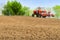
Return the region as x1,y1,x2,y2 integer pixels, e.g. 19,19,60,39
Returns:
0,16,60,40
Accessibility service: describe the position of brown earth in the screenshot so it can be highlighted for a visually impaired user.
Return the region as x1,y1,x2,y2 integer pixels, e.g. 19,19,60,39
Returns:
0,16,60,40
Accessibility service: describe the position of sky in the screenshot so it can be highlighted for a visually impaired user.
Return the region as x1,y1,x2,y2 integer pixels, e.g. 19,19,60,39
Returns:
0,0,60,9
0,0,60,14
19,0,60,9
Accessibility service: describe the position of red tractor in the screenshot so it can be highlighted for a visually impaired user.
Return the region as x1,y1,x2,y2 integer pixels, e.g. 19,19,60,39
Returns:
32,8,54,18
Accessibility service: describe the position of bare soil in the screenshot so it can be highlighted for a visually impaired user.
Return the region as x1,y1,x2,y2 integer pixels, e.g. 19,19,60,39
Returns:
0,16,60,40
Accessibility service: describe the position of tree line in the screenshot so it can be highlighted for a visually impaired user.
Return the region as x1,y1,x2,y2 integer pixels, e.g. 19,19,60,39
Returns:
2,0,31,16
2,0,60,18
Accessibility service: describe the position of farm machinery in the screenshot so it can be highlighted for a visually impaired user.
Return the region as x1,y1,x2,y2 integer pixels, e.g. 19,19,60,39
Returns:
32,7,54,18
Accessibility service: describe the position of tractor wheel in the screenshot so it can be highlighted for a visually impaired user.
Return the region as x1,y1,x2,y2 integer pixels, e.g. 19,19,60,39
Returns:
32,14,35,17
39,14,41,18
32,13,40,17
36,14,39,17
42,16,46,18
51,14,54,17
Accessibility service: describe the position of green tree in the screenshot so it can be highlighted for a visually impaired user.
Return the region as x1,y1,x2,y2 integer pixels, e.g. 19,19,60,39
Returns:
53,5,60,18
2,0,31,16
22,6,30,16
17,6,31,16
2,0,22,16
